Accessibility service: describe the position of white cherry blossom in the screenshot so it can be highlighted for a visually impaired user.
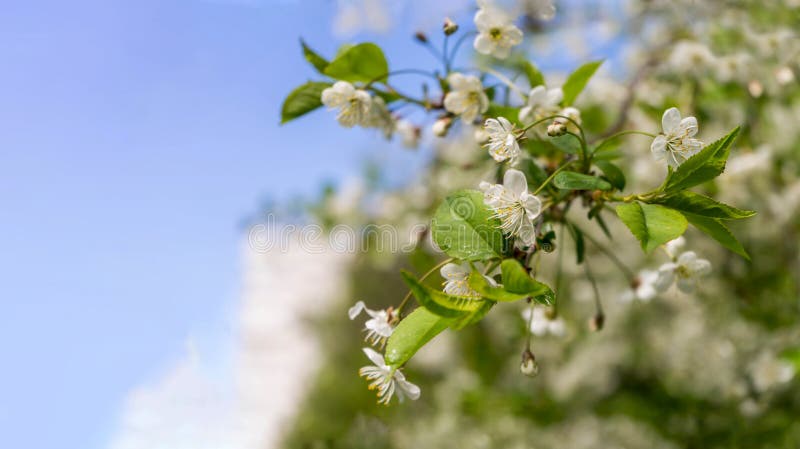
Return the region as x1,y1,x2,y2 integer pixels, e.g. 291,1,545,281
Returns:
522,307,565,337
473,1,523,59
358,347,420,405
395,120,420,148
365,96,395,137
651,107,704,168
655,251,712,294
321,81,372,127
479,169,542,245
622,269,659,302
440,263,482,298
519,85,563,124
483,117,520,163
443,73,489,123
348,301,395,347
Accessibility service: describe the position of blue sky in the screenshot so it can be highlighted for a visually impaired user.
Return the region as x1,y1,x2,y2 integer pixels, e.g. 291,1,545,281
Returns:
0,1,625,448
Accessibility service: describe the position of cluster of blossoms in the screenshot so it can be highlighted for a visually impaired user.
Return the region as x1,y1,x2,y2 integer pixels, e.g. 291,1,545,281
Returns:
285,0,757,406
321,81,420,148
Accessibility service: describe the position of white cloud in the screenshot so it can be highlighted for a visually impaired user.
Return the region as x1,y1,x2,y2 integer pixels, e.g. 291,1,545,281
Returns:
108,237,353,449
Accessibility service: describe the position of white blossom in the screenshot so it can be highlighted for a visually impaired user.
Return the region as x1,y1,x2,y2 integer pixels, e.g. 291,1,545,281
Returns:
358,347,420,405
555,106,582,133
321,81,372,127
622,269,659,302
395,120,420,148
483,117,520,163
479,169,542,245
432,117,452,137
365,95,395,137
522,307,565,337
655,251,712,293
651,107,704,168
664,236,686,258
668,41,714,74
349,301,395,347
440,263,481,298
473,1,523,59
444,73,489,123
519,85,563,124
750,351,796,393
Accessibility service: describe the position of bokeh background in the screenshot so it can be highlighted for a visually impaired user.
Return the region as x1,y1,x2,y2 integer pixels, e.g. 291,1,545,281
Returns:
1,1,798,448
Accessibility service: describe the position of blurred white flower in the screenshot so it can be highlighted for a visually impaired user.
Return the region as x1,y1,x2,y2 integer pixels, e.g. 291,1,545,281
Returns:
479,169,542,245
522,0,556,21
365,96,395,137
715,53,752,83
622,269,659,302
522,307,565,337
440,263,481,298
444,73,489,123
358,347,420,405
651,107,703,168
655,251,711,293
395,120,420,148
664,236,686,258
668,40,714,74
519,85,563,124
483,117,520,163
473,1,523,59
432,116,452,137
349,301,395,347
750,351,796,393
321,81,372,127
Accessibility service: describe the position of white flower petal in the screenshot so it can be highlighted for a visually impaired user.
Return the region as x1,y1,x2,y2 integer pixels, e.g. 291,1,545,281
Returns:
662,107,681,133
348,301,366,320
503,169,528,197
362,347,386,368
651,135,667,160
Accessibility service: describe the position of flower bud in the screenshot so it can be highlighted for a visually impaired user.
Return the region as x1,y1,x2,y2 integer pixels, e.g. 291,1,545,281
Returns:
443,17,459,36
432,117,452,137
547,120,567,137
520,349,539,377
414,31,428,43
588,312,605,332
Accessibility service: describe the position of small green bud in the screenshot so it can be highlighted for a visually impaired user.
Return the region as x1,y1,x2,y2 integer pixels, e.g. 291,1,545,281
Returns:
443,17,459,35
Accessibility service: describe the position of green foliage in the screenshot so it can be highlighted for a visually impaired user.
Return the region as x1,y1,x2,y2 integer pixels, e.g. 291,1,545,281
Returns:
500,259,555,304
684,213,749,259
616,202,688,253
553,171,613,191
652,191,756,220
384,306,451,367
549,134,582,154
300,39,329,73
431,190,509,261
663,127,741,192
323,43,389,83
561,60,603,106
401,270,487,318
594,160,626,190
280,81,331,124
468,271,529,302
520,60,545,88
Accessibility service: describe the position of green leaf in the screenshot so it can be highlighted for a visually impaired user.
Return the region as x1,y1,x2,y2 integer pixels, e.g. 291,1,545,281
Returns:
561,60,603,106
663,126,741,192
450,300,496,330
400,271,486,318
300,39,329,73
323,43,388,83
652,191,756,220
384,307,451,367
684,213,749,259
500,259,554,305
520,61,545,88
567,224,585,263
431,190,509,261
280,81,332,124
553,171,613,191
550,134,582,154
595,160,626,190
616,202,688,253
468,272,528,302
